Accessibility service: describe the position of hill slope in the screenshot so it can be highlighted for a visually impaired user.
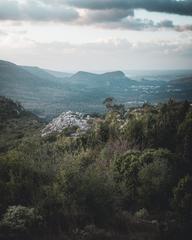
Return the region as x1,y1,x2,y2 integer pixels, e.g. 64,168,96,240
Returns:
44,68,72,78
0,96,44,153
0,60,68,119
22,66,57,81
0,60,56,87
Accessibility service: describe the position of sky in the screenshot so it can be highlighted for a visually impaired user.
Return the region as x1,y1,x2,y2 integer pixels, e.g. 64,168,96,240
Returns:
0,0,192,72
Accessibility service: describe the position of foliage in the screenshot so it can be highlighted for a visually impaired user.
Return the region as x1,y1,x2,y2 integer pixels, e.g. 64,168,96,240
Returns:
134,208,149,220
0,206,43,234
0,97,192,239
173,175,192,222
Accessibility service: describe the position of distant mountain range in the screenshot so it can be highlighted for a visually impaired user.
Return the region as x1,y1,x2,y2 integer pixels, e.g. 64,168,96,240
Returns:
0,59,192,119
22,66,73,80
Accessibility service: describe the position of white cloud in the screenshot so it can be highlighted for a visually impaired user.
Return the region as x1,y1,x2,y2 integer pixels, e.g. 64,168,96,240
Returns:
0,38,191,71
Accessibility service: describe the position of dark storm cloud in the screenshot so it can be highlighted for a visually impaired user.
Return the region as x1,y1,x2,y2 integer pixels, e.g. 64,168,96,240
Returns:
0,0,79,22
66,0,192,16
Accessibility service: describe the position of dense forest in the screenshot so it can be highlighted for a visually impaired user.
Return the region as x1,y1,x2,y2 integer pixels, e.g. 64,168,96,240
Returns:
0,96,192,240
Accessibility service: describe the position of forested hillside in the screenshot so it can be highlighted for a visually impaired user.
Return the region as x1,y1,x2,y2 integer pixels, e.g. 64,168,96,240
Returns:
0,97,192,239
0,96,44,153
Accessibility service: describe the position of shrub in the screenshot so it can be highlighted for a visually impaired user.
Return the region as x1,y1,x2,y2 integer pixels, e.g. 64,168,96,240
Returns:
0,205,43,234
134,208,149,220
73,224,110,240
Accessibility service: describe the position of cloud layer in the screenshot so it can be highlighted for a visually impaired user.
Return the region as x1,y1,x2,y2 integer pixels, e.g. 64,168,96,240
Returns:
0,0,191,31
1,38,192,71
0,0,78,22
67,0,192,16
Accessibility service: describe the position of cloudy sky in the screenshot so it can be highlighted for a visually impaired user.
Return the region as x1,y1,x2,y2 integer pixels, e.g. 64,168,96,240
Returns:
0,0,192,71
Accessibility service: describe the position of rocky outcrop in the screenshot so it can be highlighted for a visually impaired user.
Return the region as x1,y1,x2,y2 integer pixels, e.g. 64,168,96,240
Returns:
41,111,91,137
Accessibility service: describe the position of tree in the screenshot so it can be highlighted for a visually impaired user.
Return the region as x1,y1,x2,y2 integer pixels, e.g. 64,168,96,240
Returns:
103,97,125,116
103,97,115,111
173,175,192,222
178,111,192,173
122,117,144,148
138,149,174,209
113,151,141,206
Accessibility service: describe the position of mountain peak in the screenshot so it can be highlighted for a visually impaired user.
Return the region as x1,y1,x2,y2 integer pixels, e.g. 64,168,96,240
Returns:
101,71,126,78
70,70,127,81
73,71,98,77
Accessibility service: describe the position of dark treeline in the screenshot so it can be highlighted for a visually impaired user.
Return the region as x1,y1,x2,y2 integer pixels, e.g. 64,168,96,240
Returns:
0,97,192,240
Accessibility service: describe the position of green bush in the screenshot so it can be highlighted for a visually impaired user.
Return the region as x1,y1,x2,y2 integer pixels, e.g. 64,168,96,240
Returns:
73,224,111,240
0,205,43,234
134,208,149,220
113,149,175,210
